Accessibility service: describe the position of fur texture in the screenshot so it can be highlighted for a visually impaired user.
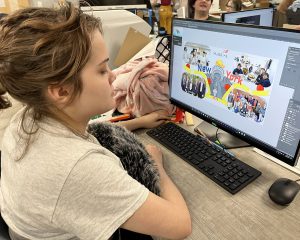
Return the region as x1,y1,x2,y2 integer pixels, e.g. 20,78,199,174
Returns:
88,122,160,195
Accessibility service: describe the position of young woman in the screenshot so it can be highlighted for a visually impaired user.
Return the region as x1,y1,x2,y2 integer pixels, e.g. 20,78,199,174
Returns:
0,3,191,240
225,0,242,12
188,0,220,21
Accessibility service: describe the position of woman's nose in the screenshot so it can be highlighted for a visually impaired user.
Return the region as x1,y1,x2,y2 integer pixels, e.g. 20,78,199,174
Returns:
109,70,116,84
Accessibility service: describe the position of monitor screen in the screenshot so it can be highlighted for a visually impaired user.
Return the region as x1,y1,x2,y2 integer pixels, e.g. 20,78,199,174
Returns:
170,19,300,166
222,8,274,27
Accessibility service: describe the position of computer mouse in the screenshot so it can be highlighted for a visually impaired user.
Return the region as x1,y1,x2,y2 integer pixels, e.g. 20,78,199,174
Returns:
268,178,300,206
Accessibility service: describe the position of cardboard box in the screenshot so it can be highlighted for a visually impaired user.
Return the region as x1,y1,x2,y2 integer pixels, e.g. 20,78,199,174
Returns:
255,0,270,8
84,9,151,69
0,0,29,14
114,27,151,67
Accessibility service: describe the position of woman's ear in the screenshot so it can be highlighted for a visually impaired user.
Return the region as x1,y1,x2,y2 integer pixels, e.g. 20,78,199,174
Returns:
47,84,72,107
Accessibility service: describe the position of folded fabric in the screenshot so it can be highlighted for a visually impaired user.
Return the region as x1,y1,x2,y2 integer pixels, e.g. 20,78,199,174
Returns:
112,58,175,117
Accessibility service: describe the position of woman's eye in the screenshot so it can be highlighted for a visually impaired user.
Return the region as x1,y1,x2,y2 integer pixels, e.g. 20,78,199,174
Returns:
99,70,108,75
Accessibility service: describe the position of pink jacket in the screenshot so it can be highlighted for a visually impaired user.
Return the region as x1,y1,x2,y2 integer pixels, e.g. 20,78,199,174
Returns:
112,58,175,117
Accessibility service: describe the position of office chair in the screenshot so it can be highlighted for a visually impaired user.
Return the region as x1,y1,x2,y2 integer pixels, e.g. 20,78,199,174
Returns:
0,215,10,239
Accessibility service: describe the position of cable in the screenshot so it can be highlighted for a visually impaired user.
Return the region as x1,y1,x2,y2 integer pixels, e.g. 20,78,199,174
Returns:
215,128,251,150
215,128,226,150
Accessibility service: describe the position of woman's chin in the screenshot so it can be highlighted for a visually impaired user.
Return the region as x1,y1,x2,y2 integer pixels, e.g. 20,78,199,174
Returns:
104,102,116,113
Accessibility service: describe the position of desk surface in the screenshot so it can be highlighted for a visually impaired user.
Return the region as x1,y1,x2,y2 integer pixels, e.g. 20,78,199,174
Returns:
135,119,300,240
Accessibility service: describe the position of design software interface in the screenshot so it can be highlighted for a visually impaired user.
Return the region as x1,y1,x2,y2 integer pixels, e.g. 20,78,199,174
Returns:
170,19,300,166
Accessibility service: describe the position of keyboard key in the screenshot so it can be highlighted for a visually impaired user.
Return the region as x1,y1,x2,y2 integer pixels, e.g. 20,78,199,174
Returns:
229,182,240,190
239,176,250,183
214,174,225,182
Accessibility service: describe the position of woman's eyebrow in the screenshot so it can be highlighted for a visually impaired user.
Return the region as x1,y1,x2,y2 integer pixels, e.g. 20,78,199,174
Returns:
97,58,109,66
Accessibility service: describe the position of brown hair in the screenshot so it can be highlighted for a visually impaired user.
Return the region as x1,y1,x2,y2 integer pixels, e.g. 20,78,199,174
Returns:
188,0,214,19
0,2,102,133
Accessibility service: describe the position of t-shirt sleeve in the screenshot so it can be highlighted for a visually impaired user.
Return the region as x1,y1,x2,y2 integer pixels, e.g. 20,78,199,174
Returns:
52,151,149,240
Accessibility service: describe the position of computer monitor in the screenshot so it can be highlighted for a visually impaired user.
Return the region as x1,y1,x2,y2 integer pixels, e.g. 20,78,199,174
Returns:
170,18,300,166
80,0,148,10
222,8,274,27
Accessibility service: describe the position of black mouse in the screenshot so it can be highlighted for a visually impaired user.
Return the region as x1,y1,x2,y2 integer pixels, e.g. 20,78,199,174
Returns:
268,178,300,206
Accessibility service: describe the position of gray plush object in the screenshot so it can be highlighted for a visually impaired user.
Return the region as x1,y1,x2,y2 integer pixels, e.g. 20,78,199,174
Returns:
88,122,160,196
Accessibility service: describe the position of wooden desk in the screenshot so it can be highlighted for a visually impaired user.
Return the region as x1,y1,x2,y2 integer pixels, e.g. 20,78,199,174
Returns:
135,119,300,240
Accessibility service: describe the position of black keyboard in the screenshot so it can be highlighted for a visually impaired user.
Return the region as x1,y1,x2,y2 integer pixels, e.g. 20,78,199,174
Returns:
147,122,261,194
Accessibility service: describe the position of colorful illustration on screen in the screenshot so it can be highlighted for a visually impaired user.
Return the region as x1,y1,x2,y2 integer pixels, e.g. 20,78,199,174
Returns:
180,42,278,123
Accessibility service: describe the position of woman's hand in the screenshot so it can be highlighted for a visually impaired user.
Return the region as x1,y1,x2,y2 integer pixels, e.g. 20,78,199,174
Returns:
138,110,171,129
117,110,171,131
294,25,300,31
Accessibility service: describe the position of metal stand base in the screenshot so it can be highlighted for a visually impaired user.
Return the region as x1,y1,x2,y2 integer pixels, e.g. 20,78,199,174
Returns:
194,121,250,149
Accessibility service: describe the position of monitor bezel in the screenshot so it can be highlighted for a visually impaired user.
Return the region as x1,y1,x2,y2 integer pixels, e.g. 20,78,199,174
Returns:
221,7,275,26
169,18,300,166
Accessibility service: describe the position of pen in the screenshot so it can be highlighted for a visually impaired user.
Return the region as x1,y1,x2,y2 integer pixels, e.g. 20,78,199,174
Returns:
194,127,235,157
109,114,131,122
211,140,235,157
194,126,208,139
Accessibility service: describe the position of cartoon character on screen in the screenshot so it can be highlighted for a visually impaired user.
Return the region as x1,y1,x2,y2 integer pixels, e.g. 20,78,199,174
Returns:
248,95,254,106
256,72,271,88
209,59,226,99
240,100,248,117
255,68,266,82
254,102,261,122
233,63,243,75
247,102,253,118
233,92,241,113
189,49,197,65
197,77,206,99
248,64,254,73
254,64,262,76
240,55,250,74
197,60,201,72
258,102,266,122
181,72,188,91
183,47,189,63
190,76,194,92
197,51,207,67
212,85,218,99
227,91,234,109
192,76,198,96
252,98,258,109
185,74,191,92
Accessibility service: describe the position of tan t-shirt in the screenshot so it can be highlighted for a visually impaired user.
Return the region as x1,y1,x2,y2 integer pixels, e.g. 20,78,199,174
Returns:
0,108,149,240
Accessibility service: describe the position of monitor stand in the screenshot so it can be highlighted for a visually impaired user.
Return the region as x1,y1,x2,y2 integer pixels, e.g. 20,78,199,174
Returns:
194,121,250,149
